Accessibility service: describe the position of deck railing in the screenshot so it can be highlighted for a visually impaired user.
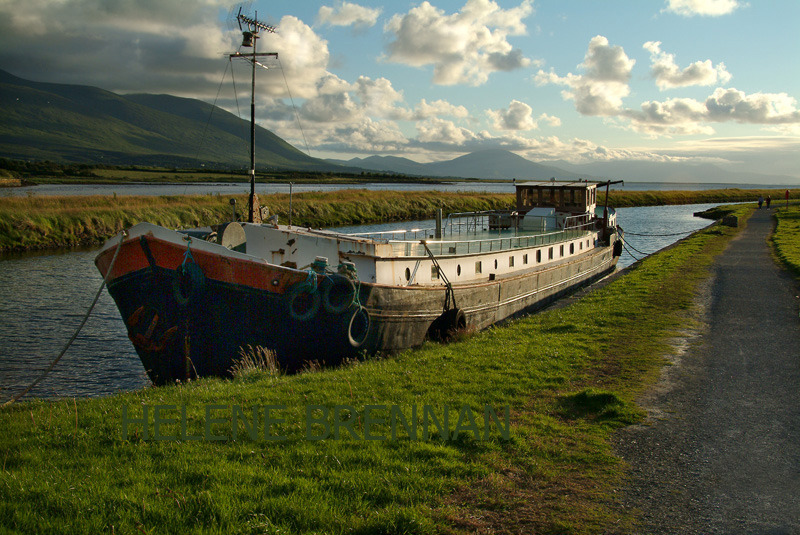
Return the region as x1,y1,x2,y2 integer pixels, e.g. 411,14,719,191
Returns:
346,210,597,258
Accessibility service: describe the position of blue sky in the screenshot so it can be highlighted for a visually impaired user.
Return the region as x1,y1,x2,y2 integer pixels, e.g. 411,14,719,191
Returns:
1,0,798,180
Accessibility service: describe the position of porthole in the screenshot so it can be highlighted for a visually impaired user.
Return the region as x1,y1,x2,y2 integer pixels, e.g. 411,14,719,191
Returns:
494,259,498,269
405,267,411,281
457,264,462,276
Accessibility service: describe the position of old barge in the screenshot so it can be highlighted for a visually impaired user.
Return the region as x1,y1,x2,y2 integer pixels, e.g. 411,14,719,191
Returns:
95,180,623,383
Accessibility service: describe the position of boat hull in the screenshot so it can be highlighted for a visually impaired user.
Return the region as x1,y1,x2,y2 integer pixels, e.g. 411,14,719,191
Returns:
97,228,619,384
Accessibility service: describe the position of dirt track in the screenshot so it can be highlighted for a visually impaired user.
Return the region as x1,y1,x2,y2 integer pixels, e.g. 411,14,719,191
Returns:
615,208,800,534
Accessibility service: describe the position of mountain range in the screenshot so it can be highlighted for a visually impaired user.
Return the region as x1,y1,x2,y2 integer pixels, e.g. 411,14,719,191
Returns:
1,69,795,184
0,68,330,170
329,150,796,184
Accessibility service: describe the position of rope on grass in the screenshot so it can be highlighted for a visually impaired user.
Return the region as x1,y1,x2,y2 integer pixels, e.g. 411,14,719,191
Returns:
1,232,127,407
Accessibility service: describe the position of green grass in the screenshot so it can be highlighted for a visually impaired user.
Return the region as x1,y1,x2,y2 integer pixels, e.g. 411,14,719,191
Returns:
0,204,754,534
772,204,800,279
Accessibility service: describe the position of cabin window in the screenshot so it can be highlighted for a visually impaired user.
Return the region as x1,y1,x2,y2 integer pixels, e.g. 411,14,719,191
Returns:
405,267,411,281
431,265,439,279
475,261,482,274
580,242,583,251
570,243,574,254
560,245,564,257
587,239,590,248
457,264,462,276
548,247,554,260
523,254,528,265
494,259,498,269
536,250,542,263
509,256,515,268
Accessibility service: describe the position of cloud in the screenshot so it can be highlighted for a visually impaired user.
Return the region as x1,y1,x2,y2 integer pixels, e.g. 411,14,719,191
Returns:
535,35,634,115
416,118,481,144
317,2,381,28
486,100,560,131
0,0,237,97
705,88,800,124
383,0,534,86
663,0,744,16
644,41,731,89
624,88,800,136
0,0,334,104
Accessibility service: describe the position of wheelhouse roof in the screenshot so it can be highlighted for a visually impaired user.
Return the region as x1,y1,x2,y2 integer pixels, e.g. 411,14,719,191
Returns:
515,180,597,188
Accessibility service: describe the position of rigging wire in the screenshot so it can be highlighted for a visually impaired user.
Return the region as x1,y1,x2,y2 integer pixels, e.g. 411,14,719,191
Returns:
1,232,127,407
277,56,311,156
187,60,234,195
229,58,248,144
194,60,232,165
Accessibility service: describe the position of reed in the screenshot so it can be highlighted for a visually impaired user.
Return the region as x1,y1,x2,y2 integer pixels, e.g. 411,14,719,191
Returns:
1,188,794,252
0,190,512,252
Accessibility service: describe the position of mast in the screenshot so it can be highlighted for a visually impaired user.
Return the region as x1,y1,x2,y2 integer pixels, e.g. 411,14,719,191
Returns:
230,9,277,223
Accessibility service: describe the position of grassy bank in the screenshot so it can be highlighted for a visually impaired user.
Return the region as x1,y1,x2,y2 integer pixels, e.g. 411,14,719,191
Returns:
1,188,796,253
772,205,800,279
0,204,753,534
0,191,511,252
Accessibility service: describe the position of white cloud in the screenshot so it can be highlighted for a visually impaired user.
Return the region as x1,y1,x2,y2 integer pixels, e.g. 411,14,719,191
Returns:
256,16,331,99
535,35,634,116
644,41,731,89
705,88,800,124
487,100,561,131
663,0,744,16
624,88,800,136
411,99,470,121
317,2,381,28
383,0,534,86
416,118,481,144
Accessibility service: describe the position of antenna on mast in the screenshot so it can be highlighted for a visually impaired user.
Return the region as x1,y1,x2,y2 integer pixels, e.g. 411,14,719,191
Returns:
228,5,277,223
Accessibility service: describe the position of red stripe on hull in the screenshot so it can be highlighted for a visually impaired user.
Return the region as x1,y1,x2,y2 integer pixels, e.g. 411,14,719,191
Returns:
95,234,313,293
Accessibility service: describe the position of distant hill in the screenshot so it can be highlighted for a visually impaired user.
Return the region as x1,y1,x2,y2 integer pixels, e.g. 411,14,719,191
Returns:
0,69,336,170
331,149,796,185
329,149,591,180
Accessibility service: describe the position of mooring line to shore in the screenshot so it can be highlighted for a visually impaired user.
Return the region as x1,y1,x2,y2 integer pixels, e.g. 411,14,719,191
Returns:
1,232,126,407
623,230,698,237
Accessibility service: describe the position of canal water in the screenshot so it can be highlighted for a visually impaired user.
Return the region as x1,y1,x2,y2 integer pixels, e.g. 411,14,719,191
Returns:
2,180,792,198
0,203,718,401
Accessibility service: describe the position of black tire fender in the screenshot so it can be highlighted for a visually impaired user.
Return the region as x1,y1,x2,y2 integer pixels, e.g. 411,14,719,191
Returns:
287,286,321,322
322,274,356,315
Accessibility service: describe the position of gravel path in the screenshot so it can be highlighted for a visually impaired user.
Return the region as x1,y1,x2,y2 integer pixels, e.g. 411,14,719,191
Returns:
614,208,800,534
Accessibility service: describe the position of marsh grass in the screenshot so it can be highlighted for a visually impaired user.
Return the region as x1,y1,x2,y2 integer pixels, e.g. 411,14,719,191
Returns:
0,204,754,534
772,204,800,279
230,346,283,381
1,188,795,252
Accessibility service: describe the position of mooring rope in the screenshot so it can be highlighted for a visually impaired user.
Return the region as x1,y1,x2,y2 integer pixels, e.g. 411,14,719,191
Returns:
623,230,696,237
1,231,127,407
621,240,641,262
622,236,650,257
